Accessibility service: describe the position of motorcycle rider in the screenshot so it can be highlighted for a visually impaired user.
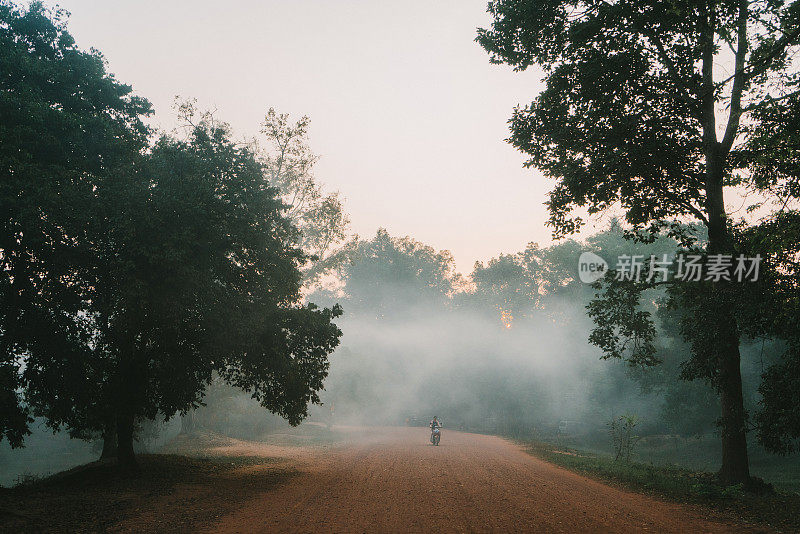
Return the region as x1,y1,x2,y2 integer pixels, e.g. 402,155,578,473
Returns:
430,416,441,430
430,416,441,444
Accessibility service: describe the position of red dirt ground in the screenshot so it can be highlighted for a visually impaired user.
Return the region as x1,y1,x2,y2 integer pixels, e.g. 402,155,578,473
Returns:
129,427,767,533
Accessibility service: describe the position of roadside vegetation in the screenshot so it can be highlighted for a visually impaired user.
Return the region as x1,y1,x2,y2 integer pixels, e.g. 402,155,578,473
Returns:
479,0,800,486
524,441,800,532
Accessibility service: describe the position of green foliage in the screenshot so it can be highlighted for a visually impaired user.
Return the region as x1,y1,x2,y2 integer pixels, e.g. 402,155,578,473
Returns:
319,228,459,318
472,253,538,320
0,0,151,447
757,349,800,454
659,379,720,438
478,0,798,238
588,277,658,366
745,212,800,454
609,413,642,462
88,121,342,436
479,1,711,238
479,0,800,476
0,3,343,462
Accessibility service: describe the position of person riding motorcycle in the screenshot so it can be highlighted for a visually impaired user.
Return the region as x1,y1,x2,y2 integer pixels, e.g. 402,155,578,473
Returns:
430,416,441,431
430,416,442,444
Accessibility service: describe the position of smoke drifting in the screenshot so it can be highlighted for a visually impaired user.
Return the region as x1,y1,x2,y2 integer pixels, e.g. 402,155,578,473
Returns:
316,293,650,436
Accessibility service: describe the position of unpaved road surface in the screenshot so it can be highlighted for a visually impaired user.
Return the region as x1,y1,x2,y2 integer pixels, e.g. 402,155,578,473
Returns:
199,427,757,533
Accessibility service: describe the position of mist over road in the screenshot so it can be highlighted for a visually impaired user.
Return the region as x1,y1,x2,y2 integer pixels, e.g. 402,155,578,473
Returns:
205,428,747,533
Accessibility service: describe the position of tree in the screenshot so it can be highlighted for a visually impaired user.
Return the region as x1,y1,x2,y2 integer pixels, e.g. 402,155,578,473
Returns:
478,0,800,483
173,102,350,286
257,108,351,284
746,212,800,454
91,120,342,469
324,228,459,319
172,103,351,436
471,254,539,326
741,81,800,455
1,4,343,470
0,1,151,448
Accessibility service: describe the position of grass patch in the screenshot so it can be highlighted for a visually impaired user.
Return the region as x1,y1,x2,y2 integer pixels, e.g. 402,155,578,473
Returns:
528,442,733,498
0,453,294,533
524,441,800,532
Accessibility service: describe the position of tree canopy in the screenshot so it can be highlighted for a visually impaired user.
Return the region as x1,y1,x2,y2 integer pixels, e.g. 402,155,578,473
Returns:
0,2,342,469
479,0,800,483
1,0,151,447
315,229,458,319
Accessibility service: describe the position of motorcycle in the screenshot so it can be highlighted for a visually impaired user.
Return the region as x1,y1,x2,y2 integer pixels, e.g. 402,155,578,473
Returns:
430,426,441,446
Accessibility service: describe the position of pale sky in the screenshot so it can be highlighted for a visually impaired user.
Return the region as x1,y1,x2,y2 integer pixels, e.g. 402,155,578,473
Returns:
50,0,561,273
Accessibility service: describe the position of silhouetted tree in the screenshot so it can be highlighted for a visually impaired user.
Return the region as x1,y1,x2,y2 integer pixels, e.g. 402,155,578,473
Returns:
0,1,151,448
0,3,343,470
258,107,351,284
479,0,800,483
471,254,539,324
88,121,342,470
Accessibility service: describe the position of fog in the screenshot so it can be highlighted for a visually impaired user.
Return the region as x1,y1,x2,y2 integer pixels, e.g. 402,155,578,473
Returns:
318,305,604,428
1,226,793,486
301,228,672,441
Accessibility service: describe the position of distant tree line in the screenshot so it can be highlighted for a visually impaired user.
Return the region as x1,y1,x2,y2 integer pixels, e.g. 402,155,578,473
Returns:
312,224,773,447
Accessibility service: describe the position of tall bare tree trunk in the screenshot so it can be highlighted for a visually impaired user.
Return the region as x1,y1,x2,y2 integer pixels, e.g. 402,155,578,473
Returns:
705,163,750,485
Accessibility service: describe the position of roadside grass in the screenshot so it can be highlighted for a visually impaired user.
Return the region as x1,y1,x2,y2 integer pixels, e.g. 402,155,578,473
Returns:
524,441,800,532
0,454,294,533
625,434,800,495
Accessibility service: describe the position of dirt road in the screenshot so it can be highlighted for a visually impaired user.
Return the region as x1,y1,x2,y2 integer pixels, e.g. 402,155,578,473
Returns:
199,427,756,533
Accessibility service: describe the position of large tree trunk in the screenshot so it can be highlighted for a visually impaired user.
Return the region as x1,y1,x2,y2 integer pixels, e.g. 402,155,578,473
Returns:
116,413,138,473
699,0,751,481
705,168,751,485
100,419,118,460
718,342,751,484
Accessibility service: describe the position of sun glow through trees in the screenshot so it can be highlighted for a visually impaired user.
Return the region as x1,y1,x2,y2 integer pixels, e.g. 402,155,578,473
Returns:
500,310,513,329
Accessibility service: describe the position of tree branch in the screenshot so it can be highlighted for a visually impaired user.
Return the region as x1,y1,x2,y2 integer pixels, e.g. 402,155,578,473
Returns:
641,28,698,108
715,24,800,89
743,87,800,110
651,180,710,225
720,0,749,154
700,2,718,150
